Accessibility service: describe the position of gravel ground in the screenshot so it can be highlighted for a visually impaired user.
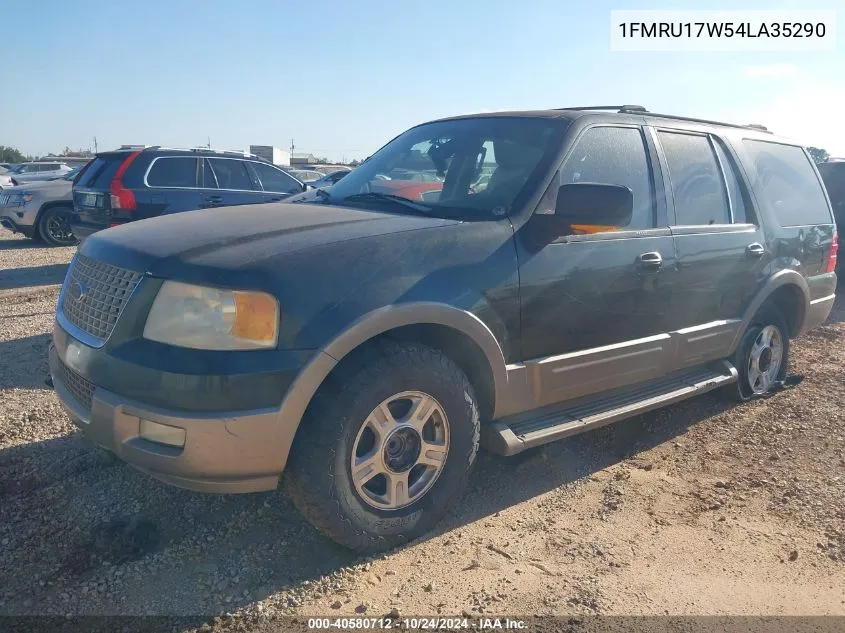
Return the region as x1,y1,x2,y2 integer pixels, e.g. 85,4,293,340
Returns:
1,230,843,629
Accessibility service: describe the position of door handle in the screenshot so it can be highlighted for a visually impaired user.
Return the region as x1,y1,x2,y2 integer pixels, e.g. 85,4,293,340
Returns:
746,243,765,257
637,251,663,270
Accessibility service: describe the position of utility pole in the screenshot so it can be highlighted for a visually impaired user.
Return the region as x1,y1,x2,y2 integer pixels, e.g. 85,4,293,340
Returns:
93,136,98,153
290,138,295,154
208,136,211,149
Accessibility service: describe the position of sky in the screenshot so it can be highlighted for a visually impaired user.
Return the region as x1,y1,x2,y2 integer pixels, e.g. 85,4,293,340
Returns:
3,0,843,161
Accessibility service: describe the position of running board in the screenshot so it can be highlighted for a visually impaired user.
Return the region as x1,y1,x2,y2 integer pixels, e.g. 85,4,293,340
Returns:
482,362,737,456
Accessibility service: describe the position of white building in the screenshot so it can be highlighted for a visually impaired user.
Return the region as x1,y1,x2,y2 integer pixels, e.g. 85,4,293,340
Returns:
249,145,291,167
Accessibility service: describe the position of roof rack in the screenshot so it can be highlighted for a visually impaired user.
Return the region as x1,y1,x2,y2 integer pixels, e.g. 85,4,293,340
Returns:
131,146,265,159
561,105,647,113
558,105,773,134
186,147,262,159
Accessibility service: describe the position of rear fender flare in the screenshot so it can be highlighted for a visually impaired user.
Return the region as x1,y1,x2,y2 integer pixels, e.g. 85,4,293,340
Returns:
730,269,810,352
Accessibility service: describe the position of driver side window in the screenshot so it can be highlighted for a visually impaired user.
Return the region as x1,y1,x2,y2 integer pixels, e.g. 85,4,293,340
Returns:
539,126,655,231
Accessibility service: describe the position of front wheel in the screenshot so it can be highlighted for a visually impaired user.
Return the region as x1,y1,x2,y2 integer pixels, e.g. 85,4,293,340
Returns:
37,206,79,246
285,343,479,552
728,307,790,401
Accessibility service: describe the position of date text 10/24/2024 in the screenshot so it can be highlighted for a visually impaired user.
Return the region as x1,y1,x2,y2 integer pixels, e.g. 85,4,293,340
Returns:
307,617,527,630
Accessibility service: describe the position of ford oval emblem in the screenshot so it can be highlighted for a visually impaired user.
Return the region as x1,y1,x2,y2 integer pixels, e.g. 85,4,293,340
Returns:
68,281,87,303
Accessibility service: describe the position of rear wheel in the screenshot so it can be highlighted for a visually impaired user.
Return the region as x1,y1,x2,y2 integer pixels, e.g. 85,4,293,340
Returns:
37,206,78,246
728,306,790,401
285,343,479,552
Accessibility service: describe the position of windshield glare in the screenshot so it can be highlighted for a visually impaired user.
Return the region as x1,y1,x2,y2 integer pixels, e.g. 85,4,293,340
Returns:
328,117,564,218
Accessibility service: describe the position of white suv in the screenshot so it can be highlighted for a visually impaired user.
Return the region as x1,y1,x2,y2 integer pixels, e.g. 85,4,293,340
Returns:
9,162,72,184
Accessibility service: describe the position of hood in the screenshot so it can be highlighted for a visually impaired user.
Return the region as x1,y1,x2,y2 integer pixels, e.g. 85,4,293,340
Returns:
81,201,458,281
4,179,69,192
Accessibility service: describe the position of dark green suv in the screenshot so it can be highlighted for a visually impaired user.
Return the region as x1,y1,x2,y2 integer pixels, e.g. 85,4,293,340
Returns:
49,106,837,552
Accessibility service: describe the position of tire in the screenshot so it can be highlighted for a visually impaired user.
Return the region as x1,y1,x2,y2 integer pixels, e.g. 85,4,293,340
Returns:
37,206,79,246
726,305,791,401
285,342,480,553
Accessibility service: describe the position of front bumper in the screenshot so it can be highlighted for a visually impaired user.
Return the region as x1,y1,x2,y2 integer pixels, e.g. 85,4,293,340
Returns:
49,327,314,494
0,208,36,237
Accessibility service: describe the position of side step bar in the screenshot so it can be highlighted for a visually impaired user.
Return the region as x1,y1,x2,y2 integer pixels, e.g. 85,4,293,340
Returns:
482,362,737,456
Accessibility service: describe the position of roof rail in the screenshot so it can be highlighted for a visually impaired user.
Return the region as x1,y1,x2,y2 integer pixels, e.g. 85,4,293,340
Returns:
186,147,260,158
119,145,264,159
558,106,774,134
560,105,647,113
638,111,774,134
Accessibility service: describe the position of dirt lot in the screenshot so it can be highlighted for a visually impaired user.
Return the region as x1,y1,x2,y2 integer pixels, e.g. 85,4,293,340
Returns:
1,230,843,627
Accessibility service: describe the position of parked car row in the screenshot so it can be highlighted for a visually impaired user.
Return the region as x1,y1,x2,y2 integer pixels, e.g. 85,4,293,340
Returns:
0,148,321,245
69,147,308,242
45,105,837,553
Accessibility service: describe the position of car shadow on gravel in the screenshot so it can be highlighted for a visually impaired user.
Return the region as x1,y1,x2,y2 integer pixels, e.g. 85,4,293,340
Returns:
0,263,68,290
442,391,735,536
0,238,37,251
0,391,736,618
0,332,52,389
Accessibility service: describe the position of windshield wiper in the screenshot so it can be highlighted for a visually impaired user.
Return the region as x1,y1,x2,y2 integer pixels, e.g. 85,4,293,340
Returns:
342,192,432,213
291,187,331,204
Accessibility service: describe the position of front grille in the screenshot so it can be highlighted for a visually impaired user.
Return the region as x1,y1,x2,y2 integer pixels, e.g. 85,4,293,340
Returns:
60,254,143,343
57,358,96,411
0,192,11,206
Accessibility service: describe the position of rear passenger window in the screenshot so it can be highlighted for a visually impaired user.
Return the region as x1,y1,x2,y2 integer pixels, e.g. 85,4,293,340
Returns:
146,157,198,188
555,126,654,229
711,138,750,224
208,159,254,191
658,131,729,226
248,162,302,193
743,140,833,226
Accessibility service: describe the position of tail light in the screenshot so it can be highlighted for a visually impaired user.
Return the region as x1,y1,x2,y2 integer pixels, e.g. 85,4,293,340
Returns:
109,151,141,216
826,228,838,273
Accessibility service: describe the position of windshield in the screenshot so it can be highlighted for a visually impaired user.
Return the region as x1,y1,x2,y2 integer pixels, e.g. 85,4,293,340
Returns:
326,117,565,218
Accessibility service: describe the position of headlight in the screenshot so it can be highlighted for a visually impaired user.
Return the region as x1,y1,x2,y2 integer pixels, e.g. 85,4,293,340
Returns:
2,192,33,206
143,281,279,350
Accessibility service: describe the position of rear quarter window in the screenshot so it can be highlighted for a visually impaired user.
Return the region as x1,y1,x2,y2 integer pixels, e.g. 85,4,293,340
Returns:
76,156,124,189
742,140,832,227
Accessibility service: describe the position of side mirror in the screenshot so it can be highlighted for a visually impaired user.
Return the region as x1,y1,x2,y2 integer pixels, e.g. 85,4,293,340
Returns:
554,182,633,227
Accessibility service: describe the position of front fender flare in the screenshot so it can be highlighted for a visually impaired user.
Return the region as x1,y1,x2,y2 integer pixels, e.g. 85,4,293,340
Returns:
272,303,509,468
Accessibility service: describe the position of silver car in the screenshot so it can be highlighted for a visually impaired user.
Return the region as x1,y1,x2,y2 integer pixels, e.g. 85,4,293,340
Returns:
0,166,80,245
0,166,14,190
8,161,73,184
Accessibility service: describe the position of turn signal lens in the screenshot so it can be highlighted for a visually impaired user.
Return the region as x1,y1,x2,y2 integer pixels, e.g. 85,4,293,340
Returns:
232,291,279,343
